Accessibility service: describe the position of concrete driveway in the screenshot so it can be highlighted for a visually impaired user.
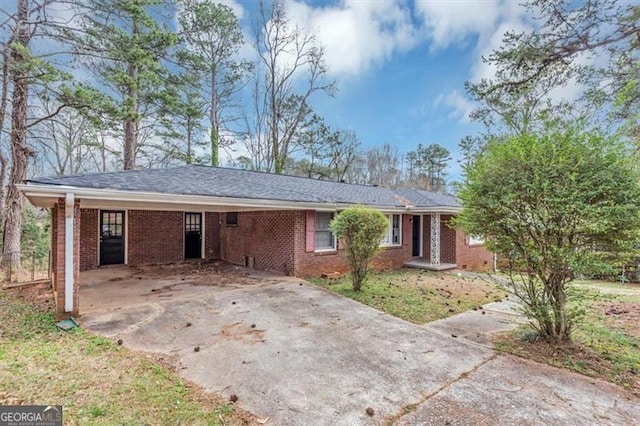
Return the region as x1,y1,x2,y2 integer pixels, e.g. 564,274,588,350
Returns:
80,265,639,425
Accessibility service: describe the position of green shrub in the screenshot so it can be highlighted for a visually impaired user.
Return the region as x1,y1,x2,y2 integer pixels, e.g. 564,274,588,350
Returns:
330,206,388,291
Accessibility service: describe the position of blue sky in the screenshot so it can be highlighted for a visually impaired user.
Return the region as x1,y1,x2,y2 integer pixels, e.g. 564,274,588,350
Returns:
223,0,549,181
9,0,585,180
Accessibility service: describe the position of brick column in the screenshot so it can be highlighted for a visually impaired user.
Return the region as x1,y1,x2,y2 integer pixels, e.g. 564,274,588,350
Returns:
53,196,80,319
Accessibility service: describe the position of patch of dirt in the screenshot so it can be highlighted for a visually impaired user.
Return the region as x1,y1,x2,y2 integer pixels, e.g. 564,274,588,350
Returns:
132,261,264,288
10,282,55,312
495,334,640,397
220,322,266,344
595,301,640,339
413,272,507,304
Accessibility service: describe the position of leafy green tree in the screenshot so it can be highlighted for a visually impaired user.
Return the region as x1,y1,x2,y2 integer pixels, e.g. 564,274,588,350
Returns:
2,0,89,266
21,206,50,261
455,124,640,341
76,0,178,170
330,207,388,291
405,143,451,191
470,0,639,139
177,0,250,166
458,135,482,174
156,72,206,165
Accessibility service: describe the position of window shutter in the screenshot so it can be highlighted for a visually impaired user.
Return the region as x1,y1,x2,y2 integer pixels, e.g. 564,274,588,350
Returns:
305,210,315,252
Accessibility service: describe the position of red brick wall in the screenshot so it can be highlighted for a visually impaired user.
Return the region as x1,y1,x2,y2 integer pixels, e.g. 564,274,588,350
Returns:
422,215,431,260
441,215,457,264
71,207,493,278
128,210,183,265
204,212,221,260
79,209,98,271
456,231,494,271
293,213,412,277
220,211,296,275
51,205,58,275
423,214,456,262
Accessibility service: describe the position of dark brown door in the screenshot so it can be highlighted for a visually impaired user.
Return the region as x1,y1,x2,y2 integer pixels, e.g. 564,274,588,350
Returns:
412,215,421,256
184,213,202,259
100,210,125,265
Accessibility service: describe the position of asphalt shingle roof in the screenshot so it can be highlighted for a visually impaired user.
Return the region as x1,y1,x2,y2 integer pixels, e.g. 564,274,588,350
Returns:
26,165,460,209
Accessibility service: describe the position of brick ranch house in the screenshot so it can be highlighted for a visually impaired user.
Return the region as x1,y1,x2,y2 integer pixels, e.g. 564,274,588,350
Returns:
18,165,493,318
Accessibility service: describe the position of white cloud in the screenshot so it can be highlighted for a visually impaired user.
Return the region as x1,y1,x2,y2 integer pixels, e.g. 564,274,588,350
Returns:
424,2,535,123
434,90,475,124
217,0,245,20
415,0,503,50
285,0,419,77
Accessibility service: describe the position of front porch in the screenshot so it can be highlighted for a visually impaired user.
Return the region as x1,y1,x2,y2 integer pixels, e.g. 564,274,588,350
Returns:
409,212,457,271
404,258,456,271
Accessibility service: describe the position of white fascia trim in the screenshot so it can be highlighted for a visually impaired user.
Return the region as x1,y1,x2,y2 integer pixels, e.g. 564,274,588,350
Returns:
411,207,461,214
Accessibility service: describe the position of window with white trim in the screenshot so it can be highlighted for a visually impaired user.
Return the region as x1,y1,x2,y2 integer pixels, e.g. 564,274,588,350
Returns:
468,235,484,245
315,212,336,251
382,214,402,246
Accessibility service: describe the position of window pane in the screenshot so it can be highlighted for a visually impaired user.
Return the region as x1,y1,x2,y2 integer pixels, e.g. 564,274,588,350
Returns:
227,212,238,226
316,212,333,230
315,230,334,249
392,215,400,244
315,212,335,249
382,231,390,245
469,235,484,245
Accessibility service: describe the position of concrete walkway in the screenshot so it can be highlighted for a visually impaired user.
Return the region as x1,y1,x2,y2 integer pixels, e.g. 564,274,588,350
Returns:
80,267,640,425
424,299,526,347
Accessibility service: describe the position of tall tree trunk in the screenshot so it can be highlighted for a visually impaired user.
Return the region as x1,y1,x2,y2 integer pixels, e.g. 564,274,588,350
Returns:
123,15,139,171
123,61,138,170
186,116,192,164
210,68,218,167
0,41,12,228
3,0,31,268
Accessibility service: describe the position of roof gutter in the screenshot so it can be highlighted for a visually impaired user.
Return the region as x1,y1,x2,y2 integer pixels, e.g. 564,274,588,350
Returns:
17,183,463,213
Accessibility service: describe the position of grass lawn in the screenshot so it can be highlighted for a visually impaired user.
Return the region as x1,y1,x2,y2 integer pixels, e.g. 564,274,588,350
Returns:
311,268,507,324
0,286,258,425
494,280,640,397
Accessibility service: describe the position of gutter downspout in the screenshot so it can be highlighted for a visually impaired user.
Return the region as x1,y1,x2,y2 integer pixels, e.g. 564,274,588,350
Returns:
64,192,74,313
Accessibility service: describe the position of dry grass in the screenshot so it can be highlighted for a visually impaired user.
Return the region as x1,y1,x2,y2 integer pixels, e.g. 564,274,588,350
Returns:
311,268,507,324
494,281,640,397
0,288,259,425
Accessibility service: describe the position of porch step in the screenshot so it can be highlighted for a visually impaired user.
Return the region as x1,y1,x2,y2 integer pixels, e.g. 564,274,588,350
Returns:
404,261,457,271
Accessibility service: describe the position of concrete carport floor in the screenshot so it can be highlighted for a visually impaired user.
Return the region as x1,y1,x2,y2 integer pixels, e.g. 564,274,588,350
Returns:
80,264,640,425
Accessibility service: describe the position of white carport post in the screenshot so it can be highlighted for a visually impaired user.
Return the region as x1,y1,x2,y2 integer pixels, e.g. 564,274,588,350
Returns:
430,213,441,267
64,192,75,312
